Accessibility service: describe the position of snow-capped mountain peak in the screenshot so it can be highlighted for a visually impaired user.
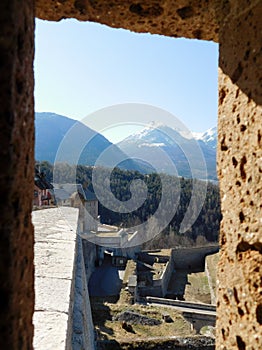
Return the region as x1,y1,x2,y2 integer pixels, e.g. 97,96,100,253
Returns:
193,127,217,149
192,126,217,140
117,122,218,180
121,122,217,146
192,131,204,139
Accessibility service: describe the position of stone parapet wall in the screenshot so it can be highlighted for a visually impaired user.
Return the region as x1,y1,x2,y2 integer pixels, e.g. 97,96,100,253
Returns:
33,207,95,350
33,207,78,349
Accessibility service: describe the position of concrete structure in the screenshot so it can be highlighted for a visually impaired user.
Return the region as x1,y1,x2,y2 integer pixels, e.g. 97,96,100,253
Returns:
0,1,261,349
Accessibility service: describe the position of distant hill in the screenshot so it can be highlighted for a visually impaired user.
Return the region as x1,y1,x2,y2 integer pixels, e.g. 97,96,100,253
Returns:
35,112,149,173
117,123,217,180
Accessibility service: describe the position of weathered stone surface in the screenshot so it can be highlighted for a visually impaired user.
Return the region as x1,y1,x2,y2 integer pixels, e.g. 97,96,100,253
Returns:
33,207,78,350
33,311,69,350
33,207,96,350
217,1,262,348
0,0,261,349
34,240,76,279
0,1,35,349
35,0,220,42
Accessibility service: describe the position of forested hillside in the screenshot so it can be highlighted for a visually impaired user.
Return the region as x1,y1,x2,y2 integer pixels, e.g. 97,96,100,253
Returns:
37,161,221,246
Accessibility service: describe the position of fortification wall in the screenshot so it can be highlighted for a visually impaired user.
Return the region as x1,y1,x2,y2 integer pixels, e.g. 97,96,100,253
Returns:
171,246,219,271
71,236,95,350
138,256,174,298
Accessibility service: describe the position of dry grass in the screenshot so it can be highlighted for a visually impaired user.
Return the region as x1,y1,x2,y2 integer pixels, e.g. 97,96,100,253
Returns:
184,271,211,304
90,297,194,342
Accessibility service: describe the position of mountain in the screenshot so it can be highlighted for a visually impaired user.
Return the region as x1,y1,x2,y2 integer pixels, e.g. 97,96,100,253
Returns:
193,127,217,149
35,112,148,173
117,123,217,180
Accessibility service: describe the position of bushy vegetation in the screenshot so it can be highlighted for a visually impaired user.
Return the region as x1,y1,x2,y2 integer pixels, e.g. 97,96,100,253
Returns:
36,161,221,246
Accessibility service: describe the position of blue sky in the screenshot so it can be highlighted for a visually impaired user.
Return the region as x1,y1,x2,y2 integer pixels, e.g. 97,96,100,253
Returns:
34,19,218,142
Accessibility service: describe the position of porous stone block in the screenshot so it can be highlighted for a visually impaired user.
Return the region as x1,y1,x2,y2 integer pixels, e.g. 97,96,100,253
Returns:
0,1,35,349
36,0,219,42
217,1,262,348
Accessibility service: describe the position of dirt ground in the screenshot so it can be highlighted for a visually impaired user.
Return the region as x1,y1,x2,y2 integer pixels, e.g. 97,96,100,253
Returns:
90,295,194,342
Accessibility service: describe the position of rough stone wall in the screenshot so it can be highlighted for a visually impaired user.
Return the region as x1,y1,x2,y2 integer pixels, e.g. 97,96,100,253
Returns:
35,0,219,42
0,0,261,349
217,1,262,348
0,1,35,349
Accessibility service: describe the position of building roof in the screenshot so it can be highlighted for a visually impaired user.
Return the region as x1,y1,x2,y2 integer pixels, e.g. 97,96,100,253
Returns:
83,188,97,201
34,168,53,190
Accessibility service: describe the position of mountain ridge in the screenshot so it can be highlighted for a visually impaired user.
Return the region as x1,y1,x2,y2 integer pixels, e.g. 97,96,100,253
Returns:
35,112,217,180
117,123,217,180
35,112,149,173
